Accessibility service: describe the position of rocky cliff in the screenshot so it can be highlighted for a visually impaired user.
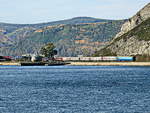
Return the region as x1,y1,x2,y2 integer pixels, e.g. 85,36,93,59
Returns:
94,3,150,57
114,3,150,39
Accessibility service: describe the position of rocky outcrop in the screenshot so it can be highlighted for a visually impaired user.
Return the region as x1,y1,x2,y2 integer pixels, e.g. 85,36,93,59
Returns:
114,3,150,39
94,3,150,57
107,17,150,56
108,36,150,56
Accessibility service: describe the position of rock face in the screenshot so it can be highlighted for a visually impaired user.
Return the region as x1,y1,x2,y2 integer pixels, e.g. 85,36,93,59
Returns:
109,36,150,56
114,3,150,39
102,3,150,56
93,3,150,57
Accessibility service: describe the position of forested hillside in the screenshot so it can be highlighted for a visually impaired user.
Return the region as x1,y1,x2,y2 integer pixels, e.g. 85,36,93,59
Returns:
0,17,125,56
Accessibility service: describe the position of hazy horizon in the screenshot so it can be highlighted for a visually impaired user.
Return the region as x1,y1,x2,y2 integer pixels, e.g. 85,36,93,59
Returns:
0,0,149,24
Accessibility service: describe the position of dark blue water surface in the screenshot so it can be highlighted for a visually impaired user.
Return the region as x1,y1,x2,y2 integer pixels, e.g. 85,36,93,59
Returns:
0,66,150,113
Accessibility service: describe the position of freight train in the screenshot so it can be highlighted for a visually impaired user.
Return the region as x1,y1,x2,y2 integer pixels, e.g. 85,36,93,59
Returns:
55,56,136,62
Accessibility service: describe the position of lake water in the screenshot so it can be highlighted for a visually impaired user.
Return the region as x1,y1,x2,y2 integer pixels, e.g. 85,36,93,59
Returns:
0,66,150,113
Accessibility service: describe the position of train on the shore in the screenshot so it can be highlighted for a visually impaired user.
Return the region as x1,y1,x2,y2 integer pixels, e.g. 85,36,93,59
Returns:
55,56,136,62
0,55,137,62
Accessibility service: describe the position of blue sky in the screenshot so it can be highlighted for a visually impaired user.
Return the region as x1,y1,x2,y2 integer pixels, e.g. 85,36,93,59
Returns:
0,0,149,24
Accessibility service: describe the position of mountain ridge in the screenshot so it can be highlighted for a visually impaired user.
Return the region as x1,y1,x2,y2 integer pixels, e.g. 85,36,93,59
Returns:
0,17,119,33
0,18,125,56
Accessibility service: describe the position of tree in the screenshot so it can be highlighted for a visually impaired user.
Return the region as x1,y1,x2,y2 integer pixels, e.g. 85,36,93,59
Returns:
40,43,57,58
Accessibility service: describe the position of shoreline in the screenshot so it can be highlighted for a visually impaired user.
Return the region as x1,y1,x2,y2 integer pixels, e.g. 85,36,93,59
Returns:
0,62,150,66
69,62,150,66
0,62,20,66
0,62,68,66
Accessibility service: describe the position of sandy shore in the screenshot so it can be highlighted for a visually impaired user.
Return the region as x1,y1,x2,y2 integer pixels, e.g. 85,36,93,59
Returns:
0,62,20,66
0,62,150,66
69,62,150,66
